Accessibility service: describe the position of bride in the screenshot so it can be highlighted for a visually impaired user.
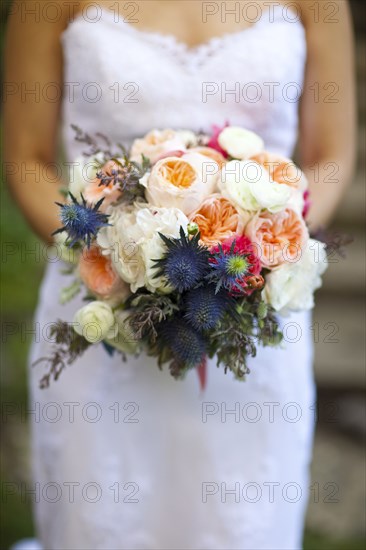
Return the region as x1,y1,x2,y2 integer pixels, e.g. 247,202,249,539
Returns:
4,1,355,549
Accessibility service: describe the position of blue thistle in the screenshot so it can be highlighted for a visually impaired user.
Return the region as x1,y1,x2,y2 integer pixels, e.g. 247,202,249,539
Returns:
208,240,252,293
184,285,233,330
52,193,110,248
153,227,210,292
159,318,206,367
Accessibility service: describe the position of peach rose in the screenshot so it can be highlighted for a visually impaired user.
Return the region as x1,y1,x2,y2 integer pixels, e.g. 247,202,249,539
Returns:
250,152,308,191
84,160,122,210
189,194,245,247
245,208,308,269
79,245,129,302
190,146,227,168
141,152,219,215
130,129,195,164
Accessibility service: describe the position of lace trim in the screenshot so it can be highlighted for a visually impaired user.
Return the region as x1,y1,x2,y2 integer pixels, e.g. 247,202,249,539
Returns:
62,5,305,66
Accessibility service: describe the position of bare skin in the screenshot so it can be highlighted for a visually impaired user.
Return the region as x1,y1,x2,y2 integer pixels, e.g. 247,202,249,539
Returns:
4,0,356,242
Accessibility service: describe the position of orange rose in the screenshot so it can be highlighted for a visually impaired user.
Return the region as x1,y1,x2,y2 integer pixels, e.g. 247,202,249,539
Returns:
79,245,129,301
84,160,122,209
250,151,307,190
189,194,245,247
245,208,308,268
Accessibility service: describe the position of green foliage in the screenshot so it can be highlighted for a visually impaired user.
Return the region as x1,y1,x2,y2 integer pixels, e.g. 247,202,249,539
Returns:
208,293,283,379
127,292,180,342
59,278,81,304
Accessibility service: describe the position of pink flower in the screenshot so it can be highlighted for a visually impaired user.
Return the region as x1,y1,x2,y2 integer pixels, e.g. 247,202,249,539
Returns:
210,235,262,294
207,122,229,157
302,190,311,219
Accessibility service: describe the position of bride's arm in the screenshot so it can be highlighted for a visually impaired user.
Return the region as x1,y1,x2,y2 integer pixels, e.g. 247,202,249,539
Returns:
4,1,70,242
297,0,356,231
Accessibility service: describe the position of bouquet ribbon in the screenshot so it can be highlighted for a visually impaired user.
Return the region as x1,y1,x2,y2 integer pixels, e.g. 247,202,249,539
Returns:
197,355,207,391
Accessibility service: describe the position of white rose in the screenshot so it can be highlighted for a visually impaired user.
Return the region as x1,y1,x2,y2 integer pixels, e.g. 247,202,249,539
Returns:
97,204,145,290
73,301,118,343
264,239,328,314
97,203,189,293
68,153,105,199
142,152,219,215
130,129,196,164
105,310,140,354
219,160,291,213
218,126,264,159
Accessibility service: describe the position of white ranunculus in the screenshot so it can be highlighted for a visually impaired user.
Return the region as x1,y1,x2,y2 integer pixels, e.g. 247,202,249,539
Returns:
141,152,219,215
218,126,264,159
219,160,291,213
97,203,189,293
68,153,105,199
264,239,328,314
105,310,140,354
73,301,118,343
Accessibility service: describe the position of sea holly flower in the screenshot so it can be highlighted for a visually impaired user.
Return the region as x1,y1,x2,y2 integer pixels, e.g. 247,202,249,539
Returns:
184,285,233,330
159,317,206,368
52,193,110,248
208,235,262,294
153,226,210,293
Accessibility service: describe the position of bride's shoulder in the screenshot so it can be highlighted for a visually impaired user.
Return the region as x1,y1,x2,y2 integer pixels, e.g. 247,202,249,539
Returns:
286,0,352,29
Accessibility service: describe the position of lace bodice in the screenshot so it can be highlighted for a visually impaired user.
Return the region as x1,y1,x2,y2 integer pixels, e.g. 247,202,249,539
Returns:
61,5,306,160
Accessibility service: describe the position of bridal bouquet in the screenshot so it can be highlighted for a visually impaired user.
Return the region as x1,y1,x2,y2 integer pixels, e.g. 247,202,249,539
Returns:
37,125,328,388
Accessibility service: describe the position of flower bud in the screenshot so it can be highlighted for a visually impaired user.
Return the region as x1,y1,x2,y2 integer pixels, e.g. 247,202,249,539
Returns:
246,275,265,290
187,222,199,236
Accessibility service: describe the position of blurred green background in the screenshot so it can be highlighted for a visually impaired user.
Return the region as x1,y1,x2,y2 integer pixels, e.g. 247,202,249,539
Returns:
1,1,365,549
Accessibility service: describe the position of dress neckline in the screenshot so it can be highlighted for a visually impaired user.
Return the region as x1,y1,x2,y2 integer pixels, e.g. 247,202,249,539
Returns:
62,4,304,56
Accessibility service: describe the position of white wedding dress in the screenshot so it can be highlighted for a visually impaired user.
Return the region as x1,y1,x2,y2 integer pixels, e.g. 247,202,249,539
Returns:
27,6,315,550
